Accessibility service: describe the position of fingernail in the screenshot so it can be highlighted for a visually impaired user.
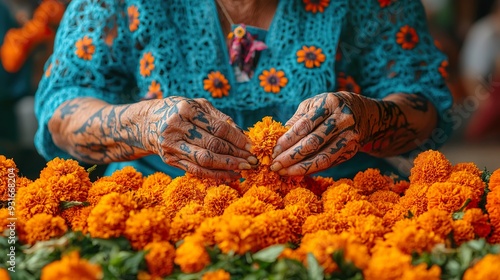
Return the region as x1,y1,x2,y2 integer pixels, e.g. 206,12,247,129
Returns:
245,143,252,152
247,156,258,165
278,169,288,176
239,162,252,170
272,145,282,159
270,162,282,172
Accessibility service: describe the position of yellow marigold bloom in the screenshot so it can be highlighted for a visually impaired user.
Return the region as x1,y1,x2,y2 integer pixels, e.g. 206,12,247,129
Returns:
24,213,68,245
383,219,442,255
170,202,207,243
99,166,143,191
415,209,453,238
397,183,430,216
463,254,500,280
302,212,348,235
246,116,288,165
215,215,255,254
364,246,412,280
409,150,452,186
144,241,176,277
368,190,400,215
244,186,283,209
142,172,172,189
283,187,322,214
390,180,410,195
162,176,206,219
0,155,17,200
204,185,240,217
347,215,388,250
195,216,223,246
223,196,275,217
0,208,10,235
202,269,231,280
448,170,485,208
307,176,335,196
452,162,481,177
125,208,170,250
175,235,210,273
340,200,381,218
353,168,390,195
41,251,102,280
401,263,441,280
452,220,475,245
16,179,59,222
322,183,365,212
250,210,293,252
0,268,10,280
463,208,491,238
87,192,136,239
39,157,91,202
87,181,128,205
284,204,312,241
488,168,500,192
427,182,473,213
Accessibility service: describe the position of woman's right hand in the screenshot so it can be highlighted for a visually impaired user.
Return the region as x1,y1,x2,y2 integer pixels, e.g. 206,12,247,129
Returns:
142,96,257,180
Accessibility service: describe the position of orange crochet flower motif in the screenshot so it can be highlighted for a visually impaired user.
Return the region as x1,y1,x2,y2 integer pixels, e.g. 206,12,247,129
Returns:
75,36,95,60
439,60,449,79
140,52,155,77
378,0,392,7
303,0,330,13
128,5,140,32
144,81,163,99
396,25,419,50
296,46,326,68
337,74,361,93
203,71,230,98
259,68,288,93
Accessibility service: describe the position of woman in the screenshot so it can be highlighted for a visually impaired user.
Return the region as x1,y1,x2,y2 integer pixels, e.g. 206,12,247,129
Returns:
35,0,452,180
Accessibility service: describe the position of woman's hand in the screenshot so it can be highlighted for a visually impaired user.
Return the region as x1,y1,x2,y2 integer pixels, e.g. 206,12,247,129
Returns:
270,92,368,176
143,96,257,180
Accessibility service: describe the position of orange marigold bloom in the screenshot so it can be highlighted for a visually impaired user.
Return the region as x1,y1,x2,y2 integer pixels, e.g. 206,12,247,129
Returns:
133,172,171,208
195,216,223,246
415,209,453,238
142,172,172,189
322,183,365,212
0,155,17,201
203,71,231,98
353,168,390,195
175,235,211,273
364,246,412,280
16,179,60,222
463,254,500,280
137,271,163,280
162,176,206,219
296,45,326,68
383,219,442,255
170,202,207,243
224,196,275,217
66,206,92,234
125,208,170,250
452,220,475,245
204,185,240,217
486,189,500,228
337,75,361,94
244,186,283,209
401,263,441,280
202,269,231,280
284,204,312,241
427,182,473,213
140,52,155,77
382,204,408,228
397,183,430,217
396,25,419,50
259,68,288,93
283,187,322,214
347,215,388,250
87,181,128,206
102,166,143,191
390,180,410,195
303,0,330,13
448,170,485,208
144,241,176,277
438,60,449,79
488,230,500,244
489,168,500,192
241,165,307,195
306,176,334,196
24,213,67,245
0,268,9,280
302,211,348,235
409,150,451,186
250,210,293,252
368,190,400,215
127,5,140,32
215,215,255,254
75,36,95,60
87,192,136,239
463,208,491,238
0,208,11,235
39,157,91,202
246,116,288,165
452,162,482,177
41,251,102,280
340,200,381,218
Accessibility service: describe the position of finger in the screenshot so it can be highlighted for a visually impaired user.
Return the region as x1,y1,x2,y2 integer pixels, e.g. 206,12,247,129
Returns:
173,159,242,181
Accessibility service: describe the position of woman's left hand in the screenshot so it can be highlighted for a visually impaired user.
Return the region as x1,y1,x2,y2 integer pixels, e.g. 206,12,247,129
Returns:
270,92,369,176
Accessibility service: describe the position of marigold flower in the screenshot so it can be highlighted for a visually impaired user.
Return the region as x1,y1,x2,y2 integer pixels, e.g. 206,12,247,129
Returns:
250,210,293,252
306,176,334,196
244,186,283,209
203,185,240,217
100,166,144,191
246,117,288,165
409,150,451,186
283,187,322,214
125,208,170,250
203,71,231,98
144,241,176,277
396,25,419,50
364,246,412,280
241,166,307,195
463,254,500,280
353,168,389,195
0,208,11,235
162,176,206,219
0,268,9,280
142,172,172,189
415,209,453,238
390,180,410,195
284,204,312,241
224,196,275,217
368,190,400,215
322,183,365,212
347,215,388,250
340,200,382,218
302,212,348,235
24,213,67,245
463,208,491,238
452,220,475,245
448,170,485,207
87,192,136,239
66,206,92,234
259,68,288,93
486,189,500,228
427,182,473,213
41,251,102,280
397,183,430,217
132,172,171,208
452,162,482,177
87,181,128,205
383,219,442,255
382,205,408,228
0,155,17,201
195,216,223,246
16,179,60,222
215,215,256,254
170,202,207,243
137,271,163,280
488,169,500,192
175,235,211,273
202,269,231,280
487,230,500,244
401,263,441,280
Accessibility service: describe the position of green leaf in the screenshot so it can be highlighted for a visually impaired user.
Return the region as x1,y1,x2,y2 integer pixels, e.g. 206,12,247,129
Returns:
405,210,414,219
253,245,286,263
60,201,90,210
307,253,324,280
87,165,98,173
123,251,146,274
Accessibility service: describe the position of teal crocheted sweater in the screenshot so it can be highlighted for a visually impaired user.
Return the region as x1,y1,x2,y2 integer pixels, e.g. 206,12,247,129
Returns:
34,0,452,179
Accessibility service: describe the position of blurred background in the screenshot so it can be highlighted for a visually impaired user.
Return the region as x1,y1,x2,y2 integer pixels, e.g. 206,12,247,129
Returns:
0,0,499,179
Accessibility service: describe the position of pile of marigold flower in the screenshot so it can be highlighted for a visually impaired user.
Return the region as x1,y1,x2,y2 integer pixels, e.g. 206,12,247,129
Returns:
1,116,500,280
